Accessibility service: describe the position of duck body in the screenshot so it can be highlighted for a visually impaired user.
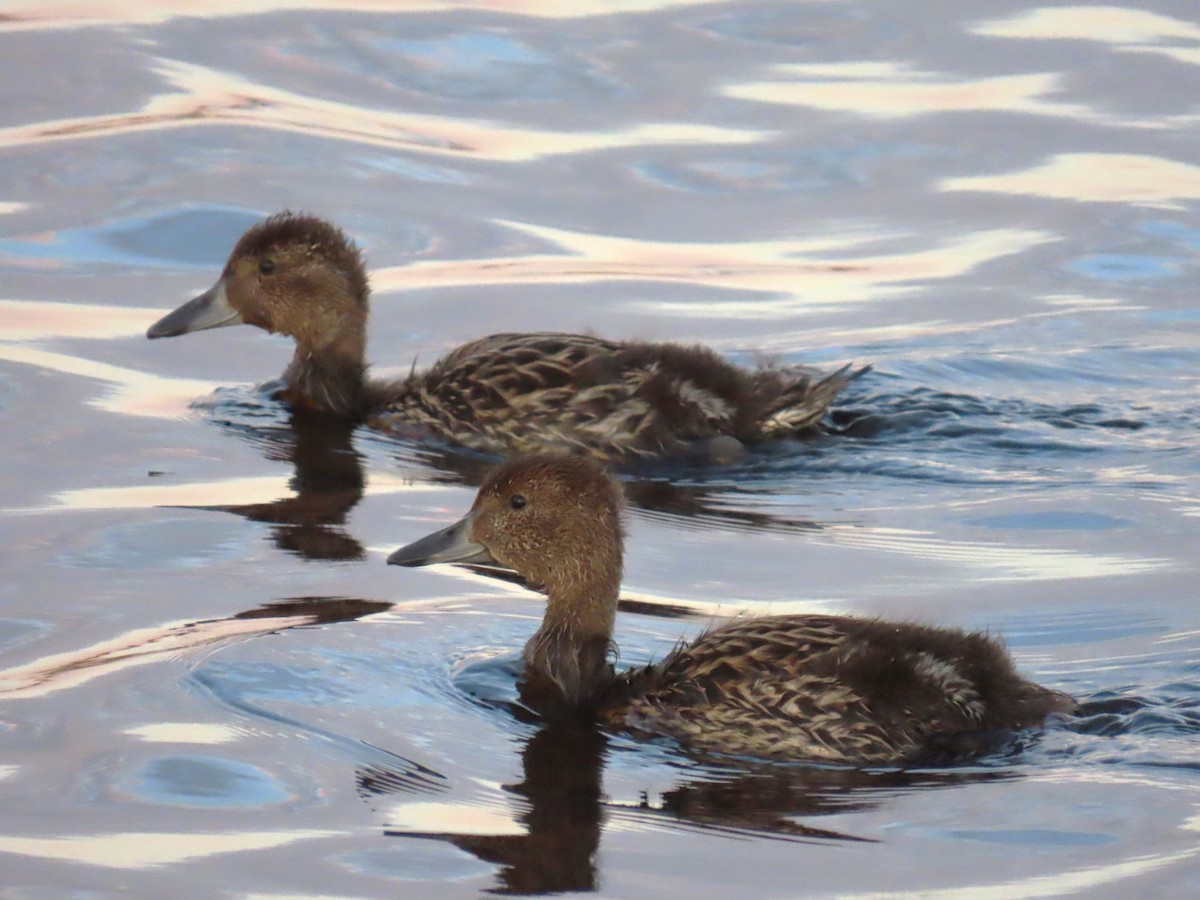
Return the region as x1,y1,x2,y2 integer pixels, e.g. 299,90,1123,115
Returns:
604,614,1069,763
147,212,861,462
374,331,855,460
388,453,1074,765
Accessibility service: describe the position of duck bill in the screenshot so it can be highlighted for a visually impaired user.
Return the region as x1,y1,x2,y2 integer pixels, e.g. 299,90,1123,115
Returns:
147,279,242,339
387,514,494,567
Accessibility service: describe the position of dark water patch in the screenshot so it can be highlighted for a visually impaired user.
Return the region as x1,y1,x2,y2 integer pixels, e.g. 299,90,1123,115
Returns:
830,381,1152,445
1071,684,1200,738
1037,680,1200,773
195,382,294,432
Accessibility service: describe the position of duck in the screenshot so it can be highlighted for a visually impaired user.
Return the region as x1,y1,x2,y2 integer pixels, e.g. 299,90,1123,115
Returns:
387,453,1075,764
147,212,863,462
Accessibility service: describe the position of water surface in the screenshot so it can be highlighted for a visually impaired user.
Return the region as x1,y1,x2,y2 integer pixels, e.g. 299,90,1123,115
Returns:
1,1,1199,896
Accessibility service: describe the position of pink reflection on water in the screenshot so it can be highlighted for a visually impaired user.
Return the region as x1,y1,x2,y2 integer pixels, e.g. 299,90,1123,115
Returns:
0,59,764,162
0,596,456,700
0,300,160,341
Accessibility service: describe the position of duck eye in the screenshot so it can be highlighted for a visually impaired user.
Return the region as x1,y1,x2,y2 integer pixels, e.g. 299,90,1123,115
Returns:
509,494,527,510
259,258,276,275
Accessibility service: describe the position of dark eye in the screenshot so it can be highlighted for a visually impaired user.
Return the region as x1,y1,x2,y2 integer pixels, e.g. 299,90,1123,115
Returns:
509,494,527,510
259,258,276,275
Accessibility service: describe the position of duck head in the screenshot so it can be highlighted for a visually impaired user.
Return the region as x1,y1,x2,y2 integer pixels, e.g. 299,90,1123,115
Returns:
147,212,369,357
389,453,626,620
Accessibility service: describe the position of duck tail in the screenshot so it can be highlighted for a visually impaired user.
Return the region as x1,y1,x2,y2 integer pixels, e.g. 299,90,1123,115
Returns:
758,363,869,438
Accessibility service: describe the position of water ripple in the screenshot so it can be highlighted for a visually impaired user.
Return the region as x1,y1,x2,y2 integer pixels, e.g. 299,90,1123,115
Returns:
0,58,764,162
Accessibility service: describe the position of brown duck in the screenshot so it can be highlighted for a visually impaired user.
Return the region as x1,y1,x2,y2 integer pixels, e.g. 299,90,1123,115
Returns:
147,212,863,462
388,453,1075,764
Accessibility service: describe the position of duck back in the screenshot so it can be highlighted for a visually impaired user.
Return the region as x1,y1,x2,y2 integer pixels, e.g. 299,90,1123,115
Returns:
604,615,1074,763
371,332,857,459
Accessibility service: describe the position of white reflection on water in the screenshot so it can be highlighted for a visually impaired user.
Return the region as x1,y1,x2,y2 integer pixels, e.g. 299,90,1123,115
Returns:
0,829,340,869
973,6,1200,46
125,723,243,745
384,801,524,838
0,0,732,31
940,153,1200,209
375,220,1052,313
816,525,1168,582
724,63,1107,123
0,59,765,162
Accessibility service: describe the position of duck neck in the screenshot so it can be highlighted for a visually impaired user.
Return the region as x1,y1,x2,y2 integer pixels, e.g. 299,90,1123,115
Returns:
282,329,369,418
523,553,622,710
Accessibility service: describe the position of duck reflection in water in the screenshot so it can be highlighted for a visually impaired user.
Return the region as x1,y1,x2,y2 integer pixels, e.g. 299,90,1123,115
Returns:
363,712,1015,895
178,405,367,561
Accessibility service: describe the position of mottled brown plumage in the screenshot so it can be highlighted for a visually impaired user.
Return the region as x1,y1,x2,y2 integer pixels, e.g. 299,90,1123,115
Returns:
147,212,863,462
388,453,1075,764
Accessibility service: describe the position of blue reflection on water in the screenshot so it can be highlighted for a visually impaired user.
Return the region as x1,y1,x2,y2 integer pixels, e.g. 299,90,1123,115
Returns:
0,206,262,269
57,517,252,571
1066,254,1178,281
947,827,1116,847
965,511,1134,531
121,754,290,809
1139,220,1200,249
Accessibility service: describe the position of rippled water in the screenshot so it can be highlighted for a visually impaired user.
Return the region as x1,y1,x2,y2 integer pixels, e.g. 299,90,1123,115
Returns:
2,1,1199,895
